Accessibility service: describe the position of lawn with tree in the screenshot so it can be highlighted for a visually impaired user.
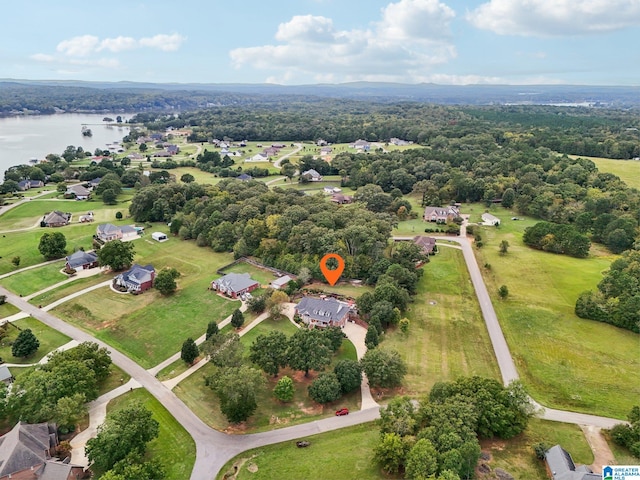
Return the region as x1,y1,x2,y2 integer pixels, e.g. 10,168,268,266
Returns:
97,239,135,271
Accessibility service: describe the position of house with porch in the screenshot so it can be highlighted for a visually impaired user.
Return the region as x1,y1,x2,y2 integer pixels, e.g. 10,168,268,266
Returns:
294,296,352,328
113,264,156,293
42,211,71,227
0,422,85,480
65,250,98,271
210,273,259,299
544,445,599,480
423,205,460,223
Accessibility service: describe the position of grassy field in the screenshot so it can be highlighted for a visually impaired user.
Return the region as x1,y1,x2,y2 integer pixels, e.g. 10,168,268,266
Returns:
174,324,360,434
384,247,501,397
52,239,240,368
0,262,68,296
302,282,374,298
569,155,640,189
217,422,384,480
0,317,70,364
28,273,113,306
0,302,19,319
105,389,196,480
0,224,99,274
471,204,640,419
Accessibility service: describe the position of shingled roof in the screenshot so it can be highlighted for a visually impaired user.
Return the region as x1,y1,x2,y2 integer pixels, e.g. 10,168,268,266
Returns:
0,422,56,477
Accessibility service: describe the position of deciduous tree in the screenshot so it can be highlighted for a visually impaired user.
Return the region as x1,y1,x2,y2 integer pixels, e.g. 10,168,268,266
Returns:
308,372,342,404
273,376,294,402
249,331,288,376
287,329,332,377
12,328,40,358
206,366,264,423
333,359,362,394
97,240,135,271
38,232,67,260
360,349,407,388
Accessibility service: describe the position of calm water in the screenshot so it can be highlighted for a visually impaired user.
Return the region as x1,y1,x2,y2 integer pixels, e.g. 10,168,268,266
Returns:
0,113,132,174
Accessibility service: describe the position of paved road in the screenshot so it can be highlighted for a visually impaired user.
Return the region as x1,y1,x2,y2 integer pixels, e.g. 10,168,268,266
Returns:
273,143,302,168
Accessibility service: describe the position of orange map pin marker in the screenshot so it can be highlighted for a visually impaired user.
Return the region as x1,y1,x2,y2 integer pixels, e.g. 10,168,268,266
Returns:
320,253,345,286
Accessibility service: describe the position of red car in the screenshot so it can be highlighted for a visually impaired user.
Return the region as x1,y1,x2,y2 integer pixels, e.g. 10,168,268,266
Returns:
335,408,349,416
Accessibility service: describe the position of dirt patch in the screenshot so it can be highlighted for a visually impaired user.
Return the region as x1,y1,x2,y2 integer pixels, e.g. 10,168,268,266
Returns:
224,423,248,434
246,462,258,473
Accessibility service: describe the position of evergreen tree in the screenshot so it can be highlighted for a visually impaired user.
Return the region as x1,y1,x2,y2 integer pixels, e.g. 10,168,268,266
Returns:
180,338,199,365
12,328,40,357
230,309,245,329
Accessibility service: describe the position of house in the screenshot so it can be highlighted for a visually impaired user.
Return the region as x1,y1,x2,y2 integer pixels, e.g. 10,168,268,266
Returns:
237,173,253,182
423,205,460,223
271,143,286,148
65,250,98,271
270,275,293,290
88,177,102,188
544,445,600,480
29,180,44,188
18,180,32,191
211,273,259,299
295,296,351,328
349,139,371,151
127,153,144,160
320,146,333,155
151,232,168,242
330,194,353,204
0,422,84,480
413,236,437,255
96,224,140,242
114,264,156,293
389,137,413,146
166,144,180,155
42,211,71,227
323,186,341,194
153,151,172,158
0,365,13,385
65,184,90,200
301,169,322,181
263,147,279,156
316,139,328,146
248,153,268,162
78,212,94,223
482,213,501,226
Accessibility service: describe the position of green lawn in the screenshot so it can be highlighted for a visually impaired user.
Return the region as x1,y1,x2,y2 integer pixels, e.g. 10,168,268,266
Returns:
0,262,68,296
0,302,19,319
28,273,113,306
303,282,374,299
238,317,299,350
0,224,99,275
569,155,640,189
472,205,640,419
104,389,195,480
483,418,593,480
384,247,501,396
97,365,131,397
52,241,240,368
217,422,384,480
0,317,71,364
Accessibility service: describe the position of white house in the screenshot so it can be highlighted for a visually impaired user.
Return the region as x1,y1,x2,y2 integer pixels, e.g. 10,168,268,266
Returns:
482,213,501,226
301,169,322,181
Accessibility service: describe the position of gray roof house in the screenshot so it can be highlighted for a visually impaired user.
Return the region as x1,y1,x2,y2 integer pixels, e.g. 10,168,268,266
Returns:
65,184,91,200
295,296,351,328
65,250,98,271
42,211,71,227
114,264,156,293
544,445,600,480
0,422,84,479
301,169,322,181
270,275,293,290
0,365,13,385
96,224,139,242
210,273,259,299
423,205,460,223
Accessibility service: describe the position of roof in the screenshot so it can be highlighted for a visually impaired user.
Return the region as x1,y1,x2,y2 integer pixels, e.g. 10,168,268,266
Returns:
237,174,253,181
120,225,138,235
545,445,597,480
424,205,459,218
413,236,436,253
117,264,155,286
37,460,78,480
213,272,259,293
65,250,98,268
0,365,12,382
97,223,120,236
482,213,500,221
0,422,55,477
66,184,90,196
295,297,350,325
43,211,70,225
89,177,102,185
271,275,293,288
302,169,321,178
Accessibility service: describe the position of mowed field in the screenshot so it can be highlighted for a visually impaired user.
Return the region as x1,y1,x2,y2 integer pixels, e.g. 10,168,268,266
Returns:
471,205,639,419
569,154,640,189
384,246,501,396
52,235,240,368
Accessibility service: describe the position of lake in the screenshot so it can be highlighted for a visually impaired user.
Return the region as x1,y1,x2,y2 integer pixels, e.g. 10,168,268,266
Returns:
0,113,132,174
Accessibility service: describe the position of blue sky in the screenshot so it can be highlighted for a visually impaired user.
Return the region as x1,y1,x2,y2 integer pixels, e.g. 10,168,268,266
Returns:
2,0,639,85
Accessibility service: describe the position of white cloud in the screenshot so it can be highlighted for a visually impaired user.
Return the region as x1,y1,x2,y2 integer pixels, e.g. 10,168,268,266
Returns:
139,33,185,52
468,0,640,36
99,36,137,53
230,0,457,83
30,53,55,62
56,35,100,57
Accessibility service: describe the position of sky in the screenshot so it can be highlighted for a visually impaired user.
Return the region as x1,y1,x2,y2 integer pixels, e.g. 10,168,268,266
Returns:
1,0,639,86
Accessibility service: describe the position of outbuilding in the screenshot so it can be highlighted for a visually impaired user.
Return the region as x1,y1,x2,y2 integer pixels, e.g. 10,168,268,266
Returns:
152,232,168,242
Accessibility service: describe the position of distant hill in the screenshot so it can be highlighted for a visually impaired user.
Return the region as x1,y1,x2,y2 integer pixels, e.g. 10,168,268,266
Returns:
1,79,639,114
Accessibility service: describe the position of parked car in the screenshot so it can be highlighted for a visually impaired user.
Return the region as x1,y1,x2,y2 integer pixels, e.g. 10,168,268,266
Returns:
335,408,349,416
296,441,311,448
